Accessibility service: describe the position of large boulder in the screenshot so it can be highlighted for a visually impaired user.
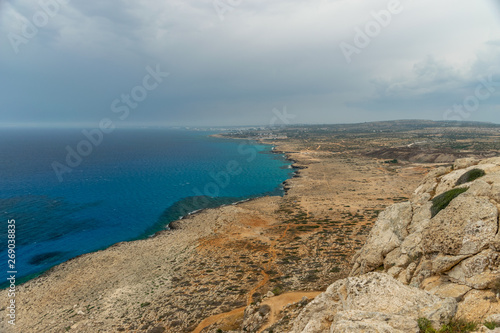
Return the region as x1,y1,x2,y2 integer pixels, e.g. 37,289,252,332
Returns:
290,272,456,333
331,311,419,333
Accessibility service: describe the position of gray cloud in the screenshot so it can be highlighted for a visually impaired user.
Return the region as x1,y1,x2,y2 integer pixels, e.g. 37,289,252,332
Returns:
1,0,500,127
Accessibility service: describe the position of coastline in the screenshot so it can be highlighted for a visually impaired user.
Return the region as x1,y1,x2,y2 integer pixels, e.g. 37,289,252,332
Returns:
4,136,298,287
161,135,299,234
3,134,431,333
151,135,297,233
0,133,294,291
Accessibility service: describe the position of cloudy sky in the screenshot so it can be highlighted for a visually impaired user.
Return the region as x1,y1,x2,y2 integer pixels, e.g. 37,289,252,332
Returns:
1,0,500,127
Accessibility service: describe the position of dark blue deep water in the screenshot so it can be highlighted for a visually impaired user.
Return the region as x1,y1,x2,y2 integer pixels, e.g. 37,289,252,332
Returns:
0,128,293,287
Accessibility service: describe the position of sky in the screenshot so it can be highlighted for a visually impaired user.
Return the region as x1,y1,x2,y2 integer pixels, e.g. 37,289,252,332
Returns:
1,0,500,127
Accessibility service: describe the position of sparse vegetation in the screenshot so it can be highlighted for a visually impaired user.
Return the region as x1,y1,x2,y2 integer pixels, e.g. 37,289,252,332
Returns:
418,318,435,333
272,286,283,295
455,168,485,186
439,318,477,332
330,266,341,273
484,321,497,330
25,121,500,333
258,305,271,316
418,317,478,333
431,188,468,218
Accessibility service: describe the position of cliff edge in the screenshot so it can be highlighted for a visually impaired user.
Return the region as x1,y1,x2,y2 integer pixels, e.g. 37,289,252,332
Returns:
288,157,500,332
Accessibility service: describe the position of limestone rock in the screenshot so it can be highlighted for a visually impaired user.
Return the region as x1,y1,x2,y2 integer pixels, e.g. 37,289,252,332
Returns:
430,254,471,275
447,249,500,289
454,158,478,170
456,289,500,322
290,279,344,333
331,311,419,333
343,157,500,329
434,168,470,196
407,202,432,234
421,276,471,300
422,195,498,256
290,273,456,333
434,164,496,196
479,157,500,166
486,313,500,325
350,202,412,275
242,304,271,332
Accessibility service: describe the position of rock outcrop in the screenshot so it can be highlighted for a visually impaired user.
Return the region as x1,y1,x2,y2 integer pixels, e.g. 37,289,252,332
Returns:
351,157,500,313
289,272,456,333
291,157,500,331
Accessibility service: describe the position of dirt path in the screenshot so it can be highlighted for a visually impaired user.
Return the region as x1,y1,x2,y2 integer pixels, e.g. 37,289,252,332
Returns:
192,307,245,333
247,222,291,305
247,269,270,305
193,220,294,333
258,291,322,333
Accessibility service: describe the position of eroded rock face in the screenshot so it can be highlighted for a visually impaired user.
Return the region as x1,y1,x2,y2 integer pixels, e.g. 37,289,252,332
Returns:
422,194,498,256
289,272,456,333
348,157,500,322
331,311,419,333
350,202,413,276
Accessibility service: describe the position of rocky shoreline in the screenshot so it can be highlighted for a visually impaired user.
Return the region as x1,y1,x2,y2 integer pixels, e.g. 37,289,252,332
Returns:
0,136,430,333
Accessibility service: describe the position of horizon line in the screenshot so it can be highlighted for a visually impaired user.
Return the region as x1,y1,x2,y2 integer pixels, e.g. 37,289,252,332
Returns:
0,119,498,129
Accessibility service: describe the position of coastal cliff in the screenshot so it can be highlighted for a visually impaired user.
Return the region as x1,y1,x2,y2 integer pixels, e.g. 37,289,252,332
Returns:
0,137,426,333
286,157,500,332
5,122,500,333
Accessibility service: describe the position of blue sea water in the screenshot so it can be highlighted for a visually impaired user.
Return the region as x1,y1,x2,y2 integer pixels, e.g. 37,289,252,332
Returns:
0,128,293,287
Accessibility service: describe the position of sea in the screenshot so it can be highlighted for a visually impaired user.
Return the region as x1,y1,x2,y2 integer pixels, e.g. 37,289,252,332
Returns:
0,128,294,288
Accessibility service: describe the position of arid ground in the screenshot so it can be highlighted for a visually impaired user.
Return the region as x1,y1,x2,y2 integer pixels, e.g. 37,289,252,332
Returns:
3,120,500,333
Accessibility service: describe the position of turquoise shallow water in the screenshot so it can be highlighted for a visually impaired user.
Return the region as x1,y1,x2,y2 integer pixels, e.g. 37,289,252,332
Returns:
0,128,293,287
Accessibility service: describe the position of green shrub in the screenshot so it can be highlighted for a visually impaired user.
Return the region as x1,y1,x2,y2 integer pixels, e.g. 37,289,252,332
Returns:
484,321,497,330
431,188,468,218
272,286,283,295
455,168,485,186
438,318,477,332
418,317,435,333
418,317,478,333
